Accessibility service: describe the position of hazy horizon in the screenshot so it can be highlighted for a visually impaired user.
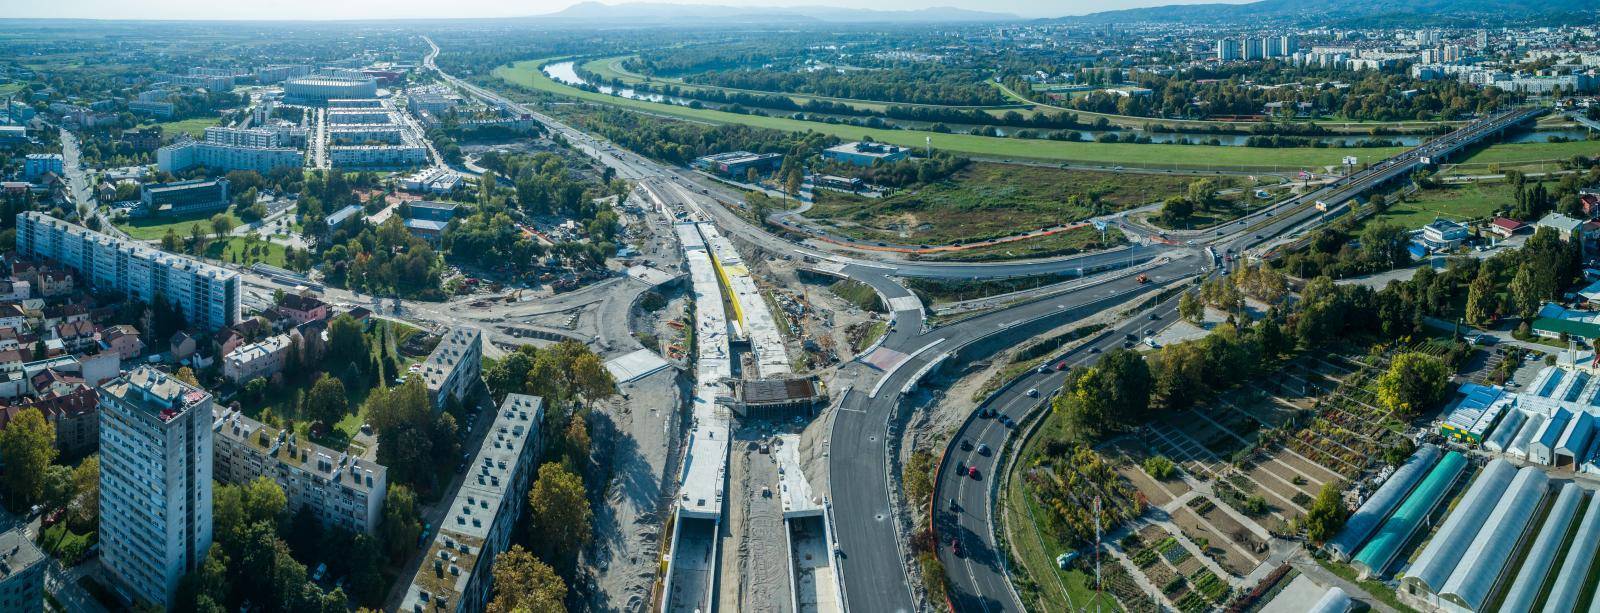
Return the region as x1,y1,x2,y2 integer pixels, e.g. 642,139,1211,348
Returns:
0,0,1252,22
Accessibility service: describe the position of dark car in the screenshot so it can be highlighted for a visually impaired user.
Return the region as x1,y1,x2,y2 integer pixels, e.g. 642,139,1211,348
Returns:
960,439,974,451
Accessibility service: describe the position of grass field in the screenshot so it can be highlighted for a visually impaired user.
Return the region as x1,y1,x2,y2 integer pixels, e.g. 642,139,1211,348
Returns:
494,59,1411,170
1446,139,1600,168
580,54,1023,116
117,210,242,240
1375,182,1514,228
206,236,287,268
806,163,1233,244
139,116,221,138
498,59,1593,172
812,164,1235,248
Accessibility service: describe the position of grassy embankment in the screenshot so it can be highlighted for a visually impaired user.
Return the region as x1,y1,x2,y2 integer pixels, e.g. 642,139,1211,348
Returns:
493,59,1409,171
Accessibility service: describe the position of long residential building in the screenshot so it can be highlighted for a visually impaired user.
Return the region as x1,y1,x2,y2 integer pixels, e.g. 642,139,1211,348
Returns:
97,367,213,609
204,126,282,148
401,394,544,613
420,327,482,410
211,407,388,534
16,212,242,330
156,140,303,174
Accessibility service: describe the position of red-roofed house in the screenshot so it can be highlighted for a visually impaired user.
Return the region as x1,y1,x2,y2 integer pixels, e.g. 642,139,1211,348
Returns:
1489,217,1526,238
277,293,329,325
99,325,143,360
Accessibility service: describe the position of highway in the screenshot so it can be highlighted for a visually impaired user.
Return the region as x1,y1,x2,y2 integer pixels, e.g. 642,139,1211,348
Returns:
420,37,1545,613
922,105,1546,612
933,292,1188,613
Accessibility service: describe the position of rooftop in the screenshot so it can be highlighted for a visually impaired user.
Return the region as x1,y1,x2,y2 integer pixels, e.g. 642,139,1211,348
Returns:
403,394,542,612
101,365,210,423
212,406,385,494
0,526,44,582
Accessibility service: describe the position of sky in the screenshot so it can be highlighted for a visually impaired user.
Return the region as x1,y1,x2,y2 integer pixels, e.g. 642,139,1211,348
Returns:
0,0,1248,21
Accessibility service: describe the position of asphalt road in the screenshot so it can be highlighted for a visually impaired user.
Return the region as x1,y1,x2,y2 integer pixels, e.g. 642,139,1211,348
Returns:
422,39,1544,612
934,291,1188,613
827,257,1202,613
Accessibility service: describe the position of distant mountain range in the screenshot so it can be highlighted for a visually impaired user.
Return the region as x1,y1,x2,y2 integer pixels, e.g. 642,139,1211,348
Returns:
1069,0,1598,24
534,2,1018,24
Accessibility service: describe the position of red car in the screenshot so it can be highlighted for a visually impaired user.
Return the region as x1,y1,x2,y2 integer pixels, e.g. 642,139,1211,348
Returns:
968,466,980,480
950,537,963,557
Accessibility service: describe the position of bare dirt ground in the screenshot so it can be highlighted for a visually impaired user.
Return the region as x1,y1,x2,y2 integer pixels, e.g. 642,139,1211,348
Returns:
584,368,688,612
720,427,797,613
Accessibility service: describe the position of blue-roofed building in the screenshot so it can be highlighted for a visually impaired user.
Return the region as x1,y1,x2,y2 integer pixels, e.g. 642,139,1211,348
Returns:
1439,383,1512,444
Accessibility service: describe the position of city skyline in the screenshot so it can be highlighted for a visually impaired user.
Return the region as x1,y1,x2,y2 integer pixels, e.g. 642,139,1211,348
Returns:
0,0,1251,21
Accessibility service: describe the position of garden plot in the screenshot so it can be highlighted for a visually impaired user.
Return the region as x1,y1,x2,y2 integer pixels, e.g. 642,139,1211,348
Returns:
1171,503,1262,577
1143,423,1228,480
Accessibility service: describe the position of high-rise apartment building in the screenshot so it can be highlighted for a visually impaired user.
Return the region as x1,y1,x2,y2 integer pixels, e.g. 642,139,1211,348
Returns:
1216,38,1242,61
16,212,242,330
98,367,214,609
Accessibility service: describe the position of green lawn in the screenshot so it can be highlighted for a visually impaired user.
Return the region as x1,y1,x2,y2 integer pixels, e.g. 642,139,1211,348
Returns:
240,320,421,451
1375,182,1514,228
1450,139,1600,166
807,163,1227,245
580,54,1019,115
494,59,1406,171
139,116,221,138
117,210,242,240
499,58,1593,173
207,236,287,268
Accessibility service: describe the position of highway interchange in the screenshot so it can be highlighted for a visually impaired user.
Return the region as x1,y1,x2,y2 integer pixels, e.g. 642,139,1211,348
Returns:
424,40,1542,613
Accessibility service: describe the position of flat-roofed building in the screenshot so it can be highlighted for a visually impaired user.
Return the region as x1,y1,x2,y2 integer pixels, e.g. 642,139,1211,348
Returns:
211,407,388,534
16,212,241,331
157,141,303,174
204,126,280,148
0,526,45,612
329,144,428,169
140,178,230,217
822,141,909,167
691,151,783,178
420,327,482,410
98,367,213,609
221,334,291,385
401,394,544,613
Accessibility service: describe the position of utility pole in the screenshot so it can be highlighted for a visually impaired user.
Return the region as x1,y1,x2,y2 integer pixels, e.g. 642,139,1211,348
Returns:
1094,495,1103,613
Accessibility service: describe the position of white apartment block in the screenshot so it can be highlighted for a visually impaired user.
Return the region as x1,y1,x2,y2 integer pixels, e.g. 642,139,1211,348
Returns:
254,64,313,84
326,109,394,125
98,367,213,609
328,126,407,145
401,394,544,613
329,144,429,169
204,126,281,148
157,140,303,174
211,407,388,534
421,327,482,410
16,212,242,331
222,334,291,385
